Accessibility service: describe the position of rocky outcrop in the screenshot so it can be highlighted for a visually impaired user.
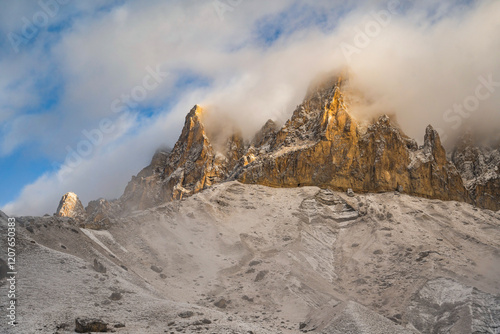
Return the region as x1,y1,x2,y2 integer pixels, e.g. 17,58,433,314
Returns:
252,119,278,148
296,189,359,224
84,198,114,230
121,105,246,210
452,133,500,211
54,192,119,229
407,278,500,334
119,74,498,211
56,192,86,219
75,318,108,333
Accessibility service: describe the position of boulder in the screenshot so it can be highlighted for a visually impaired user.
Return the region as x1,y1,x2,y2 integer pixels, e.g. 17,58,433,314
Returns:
75,318,108,333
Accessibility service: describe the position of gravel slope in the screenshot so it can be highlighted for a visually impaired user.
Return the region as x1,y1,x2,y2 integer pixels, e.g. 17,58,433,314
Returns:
1,182,499,333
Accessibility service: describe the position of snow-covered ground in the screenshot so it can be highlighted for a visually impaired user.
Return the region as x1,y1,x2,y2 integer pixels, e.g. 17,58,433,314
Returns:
1,182,499,333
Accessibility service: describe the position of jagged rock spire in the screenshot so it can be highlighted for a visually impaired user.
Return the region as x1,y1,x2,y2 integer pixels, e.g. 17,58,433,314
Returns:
423,125,447,165
56,192,86,219
121,105,246,210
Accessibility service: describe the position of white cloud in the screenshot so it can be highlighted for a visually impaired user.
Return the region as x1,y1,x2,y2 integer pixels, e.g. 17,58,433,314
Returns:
2,101,189,216
340,0,500,144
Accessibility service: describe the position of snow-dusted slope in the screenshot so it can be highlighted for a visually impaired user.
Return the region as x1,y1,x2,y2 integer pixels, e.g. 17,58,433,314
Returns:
2,182,499,333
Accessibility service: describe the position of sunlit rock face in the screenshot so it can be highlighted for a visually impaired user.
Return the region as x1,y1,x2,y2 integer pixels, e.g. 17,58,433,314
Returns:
119,74,499,211
55,192,86,219
452,132,500,211
237,76,470,204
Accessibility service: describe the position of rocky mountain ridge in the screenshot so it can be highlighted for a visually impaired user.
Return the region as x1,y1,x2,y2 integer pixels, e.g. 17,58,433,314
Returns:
452,132,500,211
116,75,497,213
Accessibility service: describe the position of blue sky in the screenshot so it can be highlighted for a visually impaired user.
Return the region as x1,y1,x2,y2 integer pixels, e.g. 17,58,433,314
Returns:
1,0,499,215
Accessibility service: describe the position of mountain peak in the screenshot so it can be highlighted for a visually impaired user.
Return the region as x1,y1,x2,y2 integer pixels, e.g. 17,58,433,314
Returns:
121,104,246,209
117,72,497,211
423,125,447,164
189,104,203,117
305,73,347,100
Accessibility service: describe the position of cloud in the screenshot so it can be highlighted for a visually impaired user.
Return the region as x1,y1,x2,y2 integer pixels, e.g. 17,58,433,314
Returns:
200,0,500,146
340,0,500,145
1,113,55,155
2,102,189,216
2,0,499,215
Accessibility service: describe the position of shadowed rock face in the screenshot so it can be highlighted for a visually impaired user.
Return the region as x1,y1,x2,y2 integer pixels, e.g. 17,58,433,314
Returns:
452,132,500,211
119,74,497,211
84,198,114,230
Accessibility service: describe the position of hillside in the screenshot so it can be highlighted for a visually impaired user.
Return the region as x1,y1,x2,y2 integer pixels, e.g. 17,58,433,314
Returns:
1,182,499,333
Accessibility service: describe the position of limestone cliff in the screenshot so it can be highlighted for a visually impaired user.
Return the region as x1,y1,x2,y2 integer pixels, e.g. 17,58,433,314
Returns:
119,74,499,211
